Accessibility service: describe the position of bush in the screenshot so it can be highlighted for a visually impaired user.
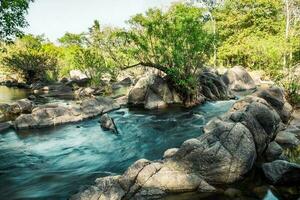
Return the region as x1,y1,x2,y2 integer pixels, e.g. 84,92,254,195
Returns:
2,35,59,84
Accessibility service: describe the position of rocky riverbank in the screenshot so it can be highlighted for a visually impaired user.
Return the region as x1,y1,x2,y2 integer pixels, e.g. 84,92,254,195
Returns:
71,85,299,200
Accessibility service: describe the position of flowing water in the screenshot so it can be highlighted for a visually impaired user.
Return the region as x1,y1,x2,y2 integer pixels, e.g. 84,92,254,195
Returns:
0,101,235,200
0,86,29,104
0,99,282,200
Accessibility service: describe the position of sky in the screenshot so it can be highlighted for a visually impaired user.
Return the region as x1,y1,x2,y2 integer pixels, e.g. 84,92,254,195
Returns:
24,0,179,42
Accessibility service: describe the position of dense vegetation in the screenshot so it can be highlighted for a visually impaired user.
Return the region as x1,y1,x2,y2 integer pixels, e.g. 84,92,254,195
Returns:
0,0,299,104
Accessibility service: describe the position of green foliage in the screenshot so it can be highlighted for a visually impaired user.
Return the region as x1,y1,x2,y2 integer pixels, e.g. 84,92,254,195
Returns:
1,35,59,84
73,47,113,86
122,4,213,96
0,0,33,41
215,0,285,74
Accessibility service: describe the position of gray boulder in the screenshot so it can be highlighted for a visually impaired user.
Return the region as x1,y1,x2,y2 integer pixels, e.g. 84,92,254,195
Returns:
222,66,256,91
255,86,292,123
128,74,182,110
0,99,33,122
14,97,120,129
275,131,300,148
100,114,118,133
264,142,283,162
262,160,300,185
199,71,232,101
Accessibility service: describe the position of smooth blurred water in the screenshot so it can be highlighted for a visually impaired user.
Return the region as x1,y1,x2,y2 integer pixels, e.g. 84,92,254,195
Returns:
0,86,29,104
0,101,237,200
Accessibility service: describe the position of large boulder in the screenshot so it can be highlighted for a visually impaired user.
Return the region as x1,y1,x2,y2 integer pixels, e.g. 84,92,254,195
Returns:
262,160,300,185
222,66,256,91
14,97,120,129
128,74,182,109
255,86,292,123
199,71,232,101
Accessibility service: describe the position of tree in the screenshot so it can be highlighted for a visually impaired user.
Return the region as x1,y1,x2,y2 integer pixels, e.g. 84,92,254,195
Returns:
0,0,34,41
121,4,213,97
58,32,86,47
189,0,224,66
73,47,112,86
215,0,285,76
2,35,59,84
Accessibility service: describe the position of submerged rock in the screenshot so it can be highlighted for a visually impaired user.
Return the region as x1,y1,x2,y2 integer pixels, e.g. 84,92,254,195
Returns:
100,114,118,133
262,160,300,185
222,66,256,91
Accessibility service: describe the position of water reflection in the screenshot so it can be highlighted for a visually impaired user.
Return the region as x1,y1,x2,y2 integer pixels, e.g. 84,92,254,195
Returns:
0,86,29,104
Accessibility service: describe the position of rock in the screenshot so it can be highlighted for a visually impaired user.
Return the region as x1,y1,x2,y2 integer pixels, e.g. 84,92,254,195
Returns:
199,71,232,100
197,180,217,193
112,77,133,90
14,97,120,129
264,142,283,162
255,86,292,123
275,131,300,148
66,78,90,87
173,119,257,184
10,99,33,114
60,77,69,83
0,99,33,122
74,87,95,99
224,188,243,198
0,122,11,132
262,160,300,185
70,70,88,80
32,83,74,99
222,66,256,91
128,74,182,109
28,95,37,101
163,148,179,159
100,114,118,133
145,89,168,110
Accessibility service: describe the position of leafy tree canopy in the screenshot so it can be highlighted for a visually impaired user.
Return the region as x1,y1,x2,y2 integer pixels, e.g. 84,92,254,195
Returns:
121,4,214,96
0,0,33,41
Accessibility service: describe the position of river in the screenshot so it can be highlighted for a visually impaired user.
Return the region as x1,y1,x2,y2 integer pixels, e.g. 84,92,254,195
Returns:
0,100,238,200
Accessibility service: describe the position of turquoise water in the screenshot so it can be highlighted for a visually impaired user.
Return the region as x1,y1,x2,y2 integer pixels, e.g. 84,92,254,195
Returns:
0,100,281,200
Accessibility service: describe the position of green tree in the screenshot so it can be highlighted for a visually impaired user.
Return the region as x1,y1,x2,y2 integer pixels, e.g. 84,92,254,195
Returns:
121,4,213,98
215,0,285,76
2,35,59,84
0,0,34,41
73,47,113,86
